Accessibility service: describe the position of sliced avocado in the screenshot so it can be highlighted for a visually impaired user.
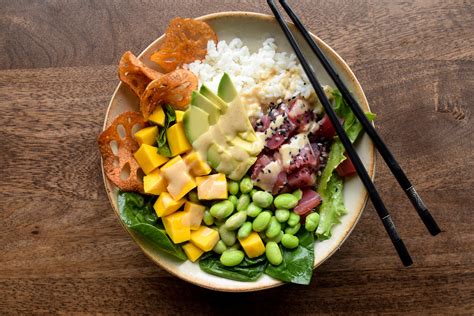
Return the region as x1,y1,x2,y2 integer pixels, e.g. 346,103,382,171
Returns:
207,143,236,172
207,143,221,169
183,105,210,144
228,157,257,181
200,84,228,112
191,91,220,125
230,137,262,156
217,73,238,103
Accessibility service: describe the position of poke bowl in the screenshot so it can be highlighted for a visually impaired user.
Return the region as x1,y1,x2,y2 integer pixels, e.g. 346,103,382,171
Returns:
99,11,375,292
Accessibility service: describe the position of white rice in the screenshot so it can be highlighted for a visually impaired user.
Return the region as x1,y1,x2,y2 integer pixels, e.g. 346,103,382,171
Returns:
185,38,316,119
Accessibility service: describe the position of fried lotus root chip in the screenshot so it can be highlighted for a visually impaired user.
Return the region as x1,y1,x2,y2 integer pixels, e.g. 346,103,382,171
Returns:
98,111,146,192
119,51,162,97
140,69,198,118
150,17,217,72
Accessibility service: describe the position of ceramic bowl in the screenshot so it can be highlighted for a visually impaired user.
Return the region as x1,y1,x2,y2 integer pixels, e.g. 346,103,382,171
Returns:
102,11,375,292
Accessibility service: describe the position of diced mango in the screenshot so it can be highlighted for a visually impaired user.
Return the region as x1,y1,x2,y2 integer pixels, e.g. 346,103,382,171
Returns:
161,156,196,200
134,144,169,174
167,122,192,156
162,211,190,243
143,169,167,195
175,110,185,123
196,173,228,200
182,242,204,262
153,192,186,217
183,201,205,230
239,232,265,258
134,126,158,146
148,105,165,126
190,226,219,252
184,151,212,176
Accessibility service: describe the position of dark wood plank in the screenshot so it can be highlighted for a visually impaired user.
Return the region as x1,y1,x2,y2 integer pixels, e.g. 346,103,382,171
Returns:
0,0,473,314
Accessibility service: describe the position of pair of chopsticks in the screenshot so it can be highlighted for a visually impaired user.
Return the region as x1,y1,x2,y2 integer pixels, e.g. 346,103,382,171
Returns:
268,0,441,266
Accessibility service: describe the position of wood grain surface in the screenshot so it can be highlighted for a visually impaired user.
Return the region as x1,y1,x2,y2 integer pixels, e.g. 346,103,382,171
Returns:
0,0,473,314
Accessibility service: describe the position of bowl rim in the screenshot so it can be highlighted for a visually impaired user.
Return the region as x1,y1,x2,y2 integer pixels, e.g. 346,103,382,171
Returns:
101,10,375,292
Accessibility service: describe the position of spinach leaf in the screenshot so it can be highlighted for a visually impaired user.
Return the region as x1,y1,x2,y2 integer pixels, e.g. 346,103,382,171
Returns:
118,192,186,261
199,253,268,282
316,174,346,240
265,230,315,285
156,105,176,157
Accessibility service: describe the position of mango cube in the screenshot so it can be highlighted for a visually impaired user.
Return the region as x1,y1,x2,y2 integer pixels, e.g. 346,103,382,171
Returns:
239,232,265,258
183,201,205,230
134,126,158,146
184,151,211,176
182,242,204,262
153,192,186,217
167,122,192,156
143,169,167,195
134,144,169,174
175,110,185,123
196,173,228,200
162,211,190,243
148,106,165,126
190,226,219,251
160,156,196,200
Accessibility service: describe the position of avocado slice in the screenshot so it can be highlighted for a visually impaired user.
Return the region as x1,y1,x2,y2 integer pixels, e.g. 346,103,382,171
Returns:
191,91,220,125
200,84,228,112
207,143,236,172
217,73,238,103
228,157,257,181
183,105,209,144
207,144,221,169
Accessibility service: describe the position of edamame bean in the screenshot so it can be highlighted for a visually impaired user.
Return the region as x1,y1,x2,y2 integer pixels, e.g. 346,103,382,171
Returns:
213,240,227,254
246,202,262,217
265,241,283,265
274,193,299,209
225,211,247,230
236,194,250,212
219,225,236,246
285,223,301,235
237,222,252,239
210,200,234,220
188,190,199,203
265,216,282,239
305,212,320,232
239,176,253,193
228,181,239,195
252,191,273,208
250,189,258,198
287,212,301,227
229,243,241,250
281,234,299,249
220,249,244,267
292,189,303,201
203,209,214,226
275,209,290,222
229,195,238,208
214,220,225,228
252,211,272,232
268,230,284,243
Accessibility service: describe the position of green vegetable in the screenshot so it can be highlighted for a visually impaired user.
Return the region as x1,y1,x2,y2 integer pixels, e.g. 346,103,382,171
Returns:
118,192,186,261
285,223,301,235
210,200,234,220
287,212,301,227
220,249,245,267
199,253,267,282
219,225,236,246
274,193,298,209
252,211,272,232
236,194,250,212
228,195,238,207
155,105,177,157
265,230,314,284
237,222,252,239
213,240,227,254
275,209,290,222
305,212,320,232
239,176,253,193
252,191,273,208
246,202,263,217
265,217,282,239
203,209,214,226
224,211,247,230
228,181,239,195
187,190,199,203
250,189,258,198
265,242,283,265
281,234,299,249
292,189,303,201
316,174,346,239
267,230,284,243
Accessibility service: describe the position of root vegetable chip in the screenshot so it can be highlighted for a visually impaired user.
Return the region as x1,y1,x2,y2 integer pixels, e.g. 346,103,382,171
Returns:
150,17,217,72
98,111,146,192
140,69,198,118
119,51,162,97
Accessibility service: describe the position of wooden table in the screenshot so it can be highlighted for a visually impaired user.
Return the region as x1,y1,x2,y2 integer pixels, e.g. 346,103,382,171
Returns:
1,1,473,314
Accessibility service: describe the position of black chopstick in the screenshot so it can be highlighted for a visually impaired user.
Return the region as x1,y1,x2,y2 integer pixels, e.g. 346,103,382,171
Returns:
278,0,440,236
267,0,413,266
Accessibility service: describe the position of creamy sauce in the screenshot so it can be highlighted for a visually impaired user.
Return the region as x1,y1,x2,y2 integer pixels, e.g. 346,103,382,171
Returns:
255,160,283,192
198,177,227,197
161,159,193,198
279,133,309,169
